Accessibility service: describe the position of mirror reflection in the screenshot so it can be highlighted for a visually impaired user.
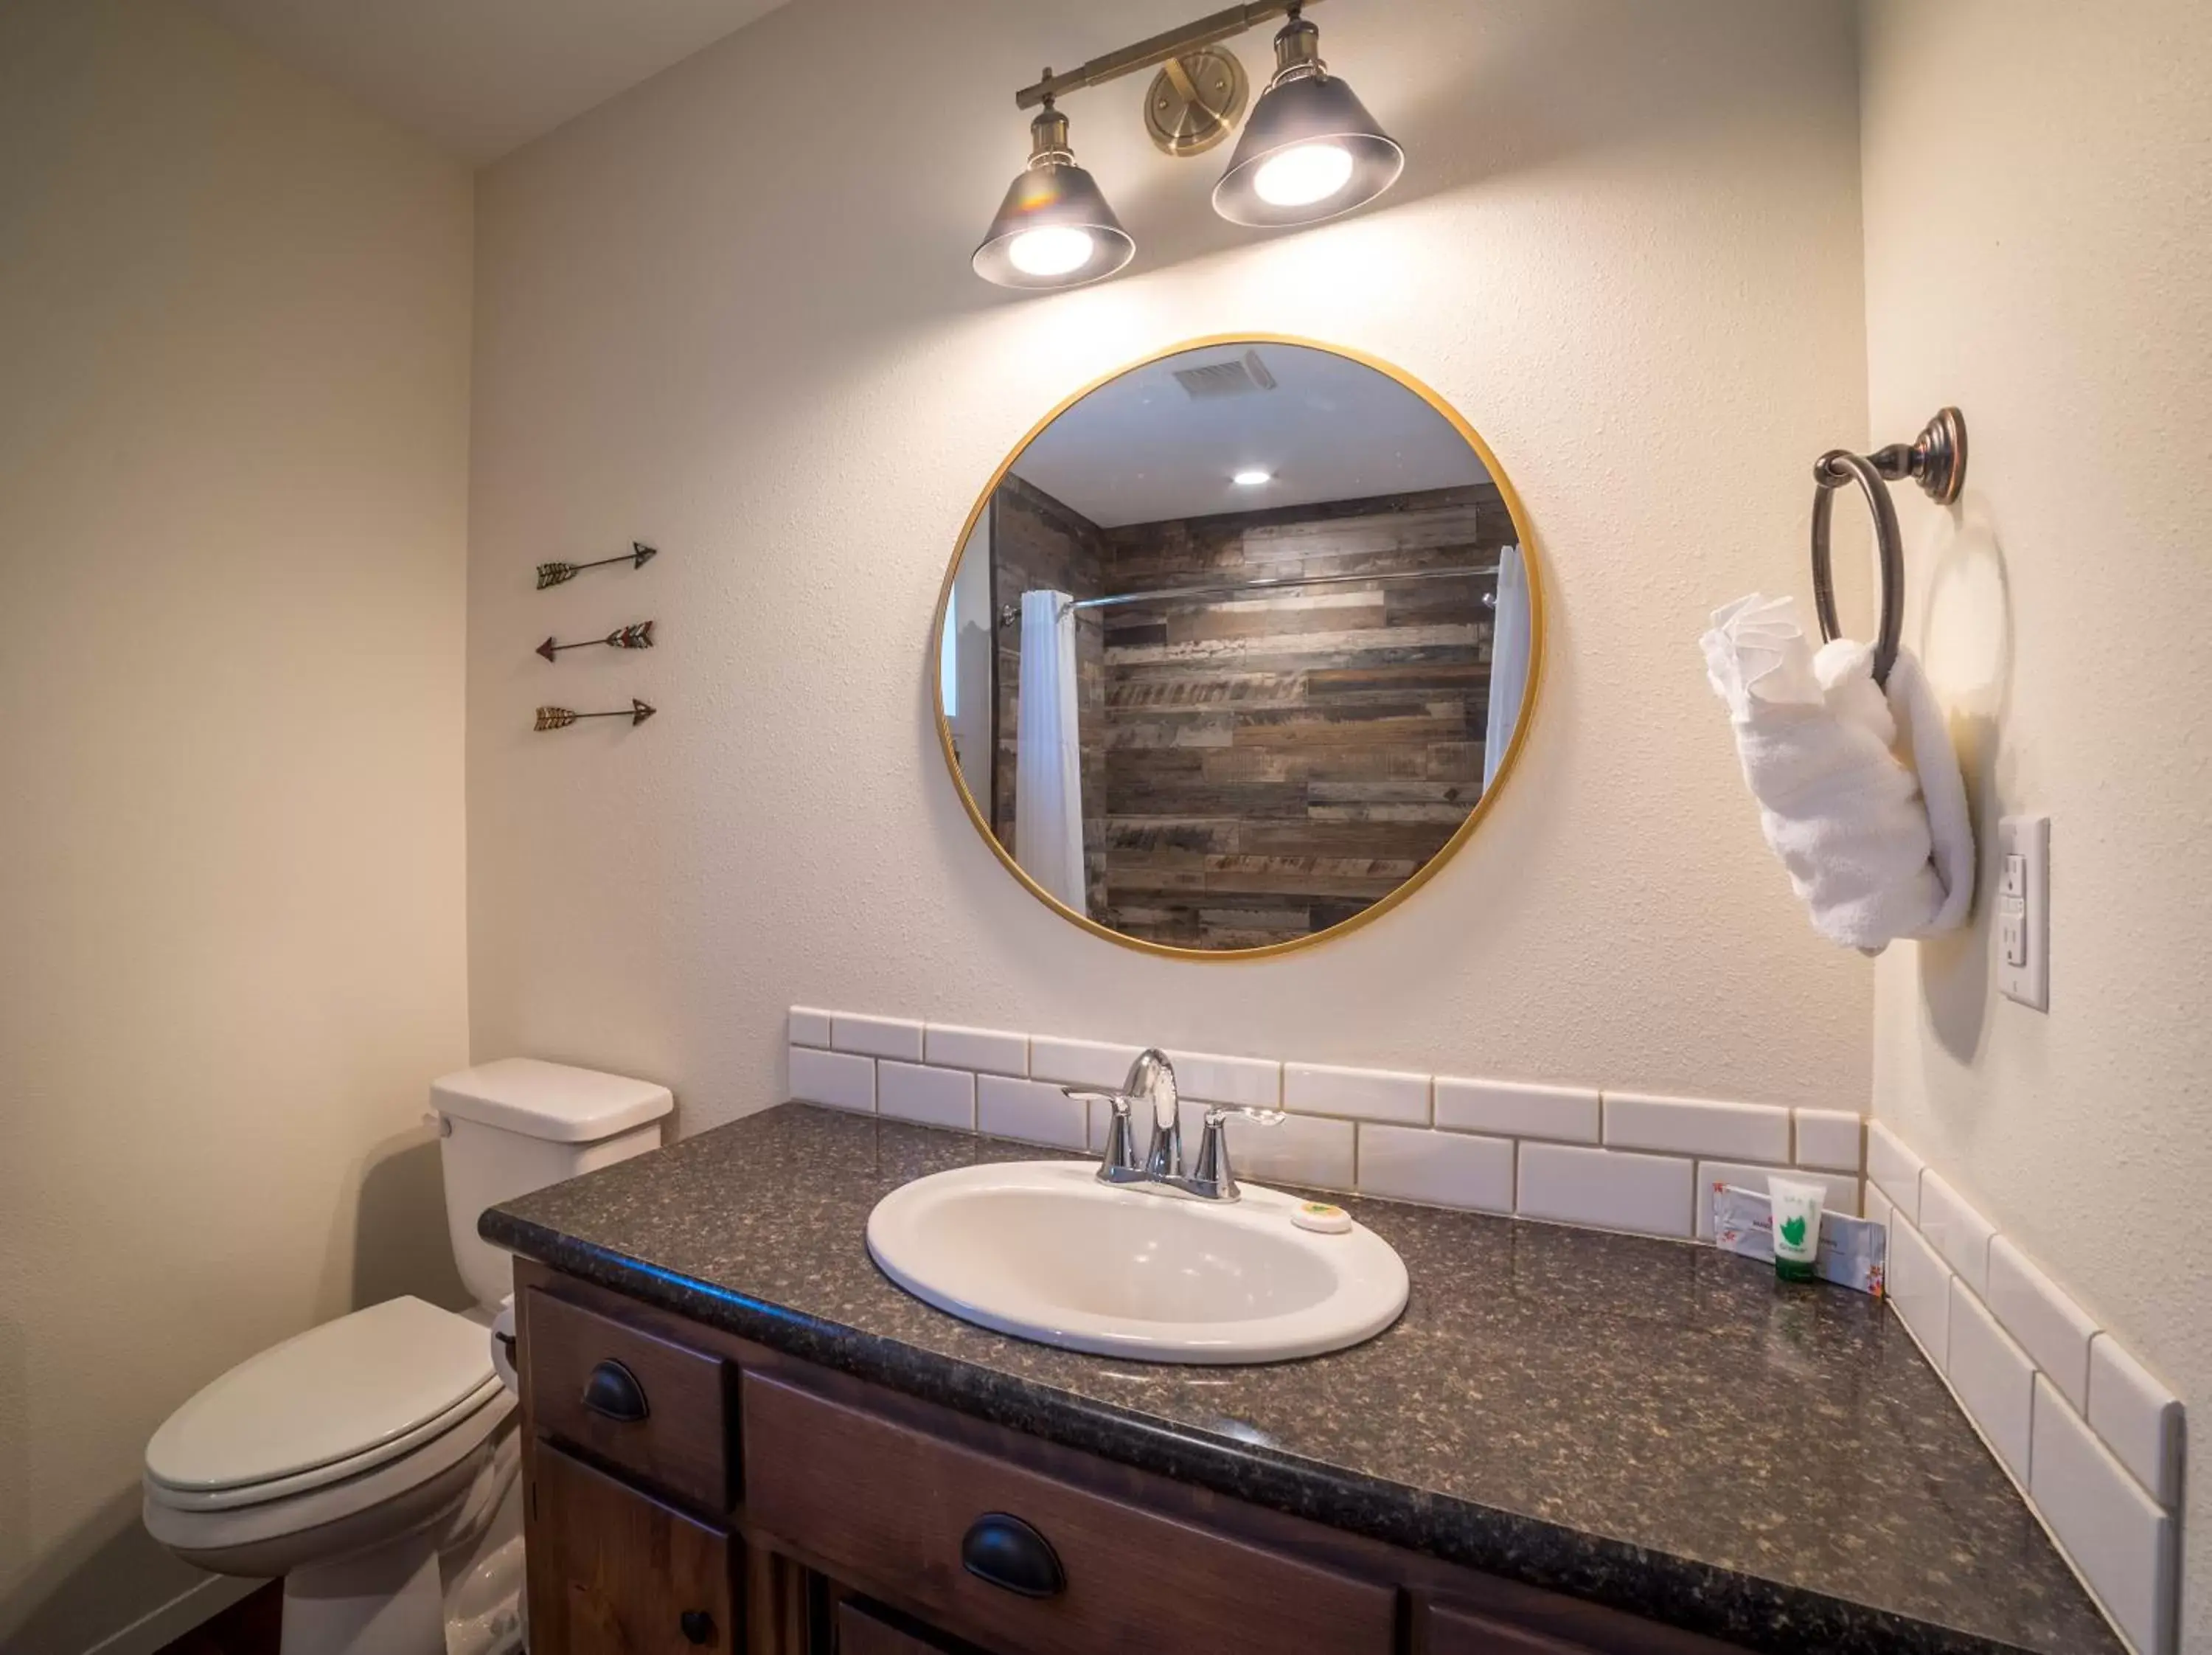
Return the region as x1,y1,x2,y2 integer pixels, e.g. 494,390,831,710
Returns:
937,340,1537,954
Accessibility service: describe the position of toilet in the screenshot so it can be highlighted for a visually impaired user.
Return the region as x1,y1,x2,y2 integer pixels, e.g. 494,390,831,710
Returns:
142,1059,672,1655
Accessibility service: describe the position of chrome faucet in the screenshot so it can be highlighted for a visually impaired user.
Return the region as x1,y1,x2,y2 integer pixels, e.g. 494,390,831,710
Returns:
1067,1049,1281,1202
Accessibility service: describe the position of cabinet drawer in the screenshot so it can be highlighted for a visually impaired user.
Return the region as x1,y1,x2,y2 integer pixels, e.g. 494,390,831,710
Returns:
744,1373,1397,1655
527,1443,734,1655
526,1287,732,1511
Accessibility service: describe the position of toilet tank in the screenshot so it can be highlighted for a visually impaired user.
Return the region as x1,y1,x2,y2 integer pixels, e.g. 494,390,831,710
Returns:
431,1058,674,1310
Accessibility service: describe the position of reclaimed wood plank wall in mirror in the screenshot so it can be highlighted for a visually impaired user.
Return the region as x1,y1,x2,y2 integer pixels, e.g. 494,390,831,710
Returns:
933,336,1544,958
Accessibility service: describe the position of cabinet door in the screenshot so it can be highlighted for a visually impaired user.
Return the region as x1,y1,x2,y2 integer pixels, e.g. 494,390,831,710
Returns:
528,1442,737,1655
1428,1603,1602,1652
1426,1600,1731,1655
835,1597,959,1655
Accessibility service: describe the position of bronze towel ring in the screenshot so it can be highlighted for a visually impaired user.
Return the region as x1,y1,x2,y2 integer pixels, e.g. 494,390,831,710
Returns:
1810,406,1967,687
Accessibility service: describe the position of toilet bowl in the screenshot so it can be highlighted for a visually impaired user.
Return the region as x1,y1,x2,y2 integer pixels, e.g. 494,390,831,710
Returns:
143,1297,524,1655
142,1060,674,1655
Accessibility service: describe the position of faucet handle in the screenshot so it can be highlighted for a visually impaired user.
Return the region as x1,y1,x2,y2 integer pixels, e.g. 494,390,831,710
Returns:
1204,1103,1284,1128
1063,1089,1142,1178
1188,1103,1284,1201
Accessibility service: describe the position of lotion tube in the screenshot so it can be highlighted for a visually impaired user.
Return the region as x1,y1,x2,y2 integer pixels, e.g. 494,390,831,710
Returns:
1767,1176,1827,1283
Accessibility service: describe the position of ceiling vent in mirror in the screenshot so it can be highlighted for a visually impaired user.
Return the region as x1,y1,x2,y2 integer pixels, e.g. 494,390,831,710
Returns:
1173,351,1279,400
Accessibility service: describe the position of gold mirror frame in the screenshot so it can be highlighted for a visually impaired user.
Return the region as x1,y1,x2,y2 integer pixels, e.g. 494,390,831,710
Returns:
930,333,1548,961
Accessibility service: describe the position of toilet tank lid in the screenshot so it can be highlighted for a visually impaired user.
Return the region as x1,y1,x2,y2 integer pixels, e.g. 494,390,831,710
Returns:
431,1058,672,1142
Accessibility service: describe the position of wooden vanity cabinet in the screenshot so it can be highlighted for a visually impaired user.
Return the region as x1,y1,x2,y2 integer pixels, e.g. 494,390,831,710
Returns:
525,1444,737,1654
513,1260,1744,1655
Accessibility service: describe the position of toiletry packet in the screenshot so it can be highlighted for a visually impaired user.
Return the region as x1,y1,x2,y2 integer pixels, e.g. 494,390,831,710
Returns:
1711,1184,1886,1297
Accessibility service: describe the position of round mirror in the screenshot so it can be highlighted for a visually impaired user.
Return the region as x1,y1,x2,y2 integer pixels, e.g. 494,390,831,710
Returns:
933,337,1542,957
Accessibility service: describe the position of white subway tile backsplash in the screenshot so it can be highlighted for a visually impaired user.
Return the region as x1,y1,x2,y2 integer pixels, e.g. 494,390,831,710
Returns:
1434,1077,1600,1143
1030,1035,1143,1091
975,1075,1085,1150
1947,1280,2035,1484
2031,1377,2179,1655
790,1045,874,1113
1887,1212,1952,1370
1217,1110,1354,1190
1863,1179,1893,1236
1917,1170,1996,1299
1865,1121,1925,1224
831,1013,924,1063
1165,1049,1281,1109
1602,1092,1790,1164
1986,1236,2098,1413
877,1061,975,1130
2088,1336,2184,1508
925,1023,1027,1077
1517,1142,1694,1238
1284,1062,1430,1125
1356,1125,1512,1212
1691,1162,1859,1242
788,1006,834,1047
1792,1108,1864,1172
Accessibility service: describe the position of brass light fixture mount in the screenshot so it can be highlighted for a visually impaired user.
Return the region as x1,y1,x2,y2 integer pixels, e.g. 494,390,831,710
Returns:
981,1,1399,288
1144,47,1248,156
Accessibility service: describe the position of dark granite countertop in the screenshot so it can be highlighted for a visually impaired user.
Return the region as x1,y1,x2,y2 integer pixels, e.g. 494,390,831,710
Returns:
484,1103,2118,1655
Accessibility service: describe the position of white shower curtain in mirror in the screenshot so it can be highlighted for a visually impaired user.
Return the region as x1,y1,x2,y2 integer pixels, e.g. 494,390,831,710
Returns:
1015,589,1088,912
1484,544,1530,791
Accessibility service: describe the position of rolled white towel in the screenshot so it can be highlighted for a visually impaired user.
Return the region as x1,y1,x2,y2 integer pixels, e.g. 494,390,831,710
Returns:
1703,594,1973,951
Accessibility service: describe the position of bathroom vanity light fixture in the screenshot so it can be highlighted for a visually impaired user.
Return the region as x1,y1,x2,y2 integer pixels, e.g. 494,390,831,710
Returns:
1211,7,1403,226
972,99,1135,288
978,1,1400,288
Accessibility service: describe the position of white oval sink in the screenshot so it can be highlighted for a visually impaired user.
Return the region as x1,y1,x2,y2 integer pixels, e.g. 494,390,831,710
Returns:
866,1161,1408,1364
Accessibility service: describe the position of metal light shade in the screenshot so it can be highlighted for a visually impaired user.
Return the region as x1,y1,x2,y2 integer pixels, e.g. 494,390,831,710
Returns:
973,105,1135,289
1212,17,1403,229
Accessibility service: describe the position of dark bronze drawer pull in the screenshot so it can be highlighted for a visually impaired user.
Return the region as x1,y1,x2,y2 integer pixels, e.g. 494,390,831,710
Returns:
581,1358,649,1423
960,1512,1065,1599
678,1608,715,1645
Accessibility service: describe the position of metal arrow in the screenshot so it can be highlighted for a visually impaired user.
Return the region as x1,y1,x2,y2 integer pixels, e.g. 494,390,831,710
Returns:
537,541,658,589
534,699,656,731
536,621,655,662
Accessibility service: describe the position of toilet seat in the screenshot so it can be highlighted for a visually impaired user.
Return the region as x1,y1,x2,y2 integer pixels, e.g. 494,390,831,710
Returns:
146,1297,498,1513
142,1383,513,1559
148,1374,507,1510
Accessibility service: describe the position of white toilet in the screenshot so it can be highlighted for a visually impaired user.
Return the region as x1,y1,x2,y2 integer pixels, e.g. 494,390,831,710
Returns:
143,1059,672,1655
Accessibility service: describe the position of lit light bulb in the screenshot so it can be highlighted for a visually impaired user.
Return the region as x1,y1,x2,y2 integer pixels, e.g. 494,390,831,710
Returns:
1232,468,1273,487
1006,226,1095,277
1252,142,1354,207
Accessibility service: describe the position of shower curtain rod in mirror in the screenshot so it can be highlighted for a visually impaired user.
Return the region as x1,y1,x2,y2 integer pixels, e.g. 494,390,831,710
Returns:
995,561,1502,628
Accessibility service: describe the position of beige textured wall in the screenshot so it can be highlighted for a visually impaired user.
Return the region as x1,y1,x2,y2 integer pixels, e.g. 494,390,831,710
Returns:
0,4,474,1649
467,0,1871,1121
1857,1,2212,1644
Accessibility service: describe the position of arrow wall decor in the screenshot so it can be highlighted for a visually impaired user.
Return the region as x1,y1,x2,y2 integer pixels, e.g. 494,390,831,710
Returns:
537,541,657,589
536,621,655,662
535,699,656,731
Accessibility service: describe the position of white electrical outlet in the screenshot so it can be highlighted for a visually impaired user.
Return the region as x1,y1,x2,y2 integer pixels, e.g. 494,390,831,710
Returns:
1997,814,2049,1010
